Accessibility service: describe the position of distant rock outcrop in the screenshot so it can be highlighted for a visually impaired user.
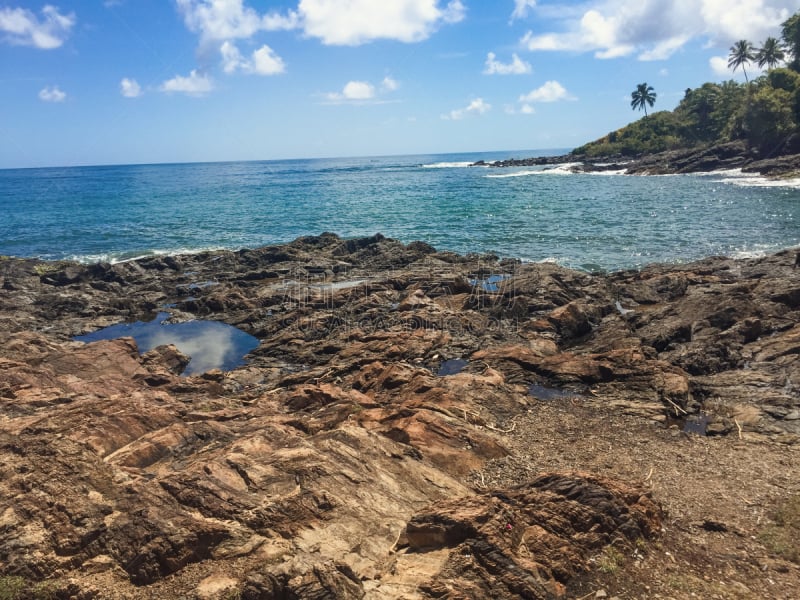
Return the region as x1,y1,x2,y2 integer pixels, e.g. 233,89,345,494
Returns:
478,142,800,177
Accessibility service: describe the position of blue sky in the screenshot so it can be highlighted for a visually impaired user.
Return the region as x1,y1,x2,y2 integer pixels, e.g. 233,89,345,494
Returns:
1,0,798,168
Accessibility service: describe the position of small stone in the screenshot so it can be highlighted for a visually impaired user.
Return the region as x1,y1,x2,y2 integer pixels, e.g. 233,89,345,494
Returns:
705,420,732,435
196,575,239,599
783,410,800,421
595,590,608,599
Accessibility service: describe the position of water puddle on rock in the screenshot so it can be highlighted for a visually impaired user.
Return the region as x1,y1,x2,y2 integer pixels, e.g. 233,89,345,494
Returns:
74,312,259,376
469,274,512,293
437,358,469,376
682,414,710,436
529,384,583,401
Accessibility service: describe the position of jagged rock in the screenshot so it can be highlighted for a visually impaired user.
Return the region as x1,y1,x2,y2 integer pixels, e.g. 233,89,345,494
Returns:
404,473,661,599
1,234,800,597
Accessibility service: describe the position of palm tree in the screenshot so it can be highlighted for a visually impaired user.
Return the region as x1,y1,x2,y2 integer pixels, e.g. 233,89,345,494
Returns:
630,83,656,117
756,37,786,69
728,39,755,82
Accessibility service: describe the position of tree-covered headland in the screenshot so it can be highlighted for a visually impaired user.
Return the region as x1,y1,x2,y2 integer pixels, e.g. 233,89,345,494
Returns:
573,11,800,160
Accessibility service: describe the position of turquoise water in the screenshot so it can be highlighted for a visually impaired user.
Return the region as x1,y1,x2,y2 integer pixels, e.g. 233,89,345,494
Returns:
1,150,799,271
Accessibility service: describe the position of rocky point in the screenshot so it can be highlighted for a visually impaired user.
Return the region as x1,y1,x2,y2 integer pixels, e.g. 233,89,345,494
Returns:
1,233,799,598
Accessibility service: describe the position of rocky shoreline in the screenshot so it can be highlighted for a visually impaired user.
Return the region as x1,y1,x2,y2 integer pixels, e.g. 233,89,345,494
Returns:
2,233,800,598
476,141,800,177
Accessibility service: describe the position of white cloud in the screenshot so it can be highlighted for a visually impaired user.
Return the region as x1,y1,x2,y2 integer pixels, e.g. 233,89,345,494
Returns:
176,0,298,42
120,78,142,98
324,76,401,103
511,0,536,21
443,97,491,120
710,55,730,77
298,0,465,45
709,52,766,79
326,80,376,102
38,85,66,102
222,41,286,75
442,0,466,23
505,102,536,115
221,40,247,72
0,5,75,49
638,35,690,61
381,76,399,92
484,52,532,75
520,0,795,61
160,70,214,95
251,44,286,75
520,80,575,102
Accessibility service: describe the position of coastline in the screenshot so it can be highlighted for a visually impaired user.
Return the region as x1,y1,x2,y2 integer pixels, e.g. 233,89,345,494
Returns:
2,233,800,597
478,141,800,178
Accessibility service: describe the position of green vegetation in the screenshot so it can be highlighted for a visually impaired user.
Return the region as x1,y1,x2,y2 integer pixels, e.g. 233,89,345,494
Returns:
596,545,624,574
33,262,63,276
783,12,800,71
0,577,57,600
574,10,800,159
759,494,800,563
0,577,26,600
757,37,786,69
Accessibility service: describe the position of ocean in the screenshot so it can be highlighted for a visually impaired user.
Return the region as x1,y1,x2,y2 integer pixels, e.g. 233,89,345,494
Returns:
1,150,799,272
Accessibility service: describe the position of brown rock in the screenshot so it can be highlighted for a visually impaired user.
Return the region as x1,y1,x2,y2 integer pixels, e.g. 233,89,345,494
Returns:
2,236,800,597
404,473,661,599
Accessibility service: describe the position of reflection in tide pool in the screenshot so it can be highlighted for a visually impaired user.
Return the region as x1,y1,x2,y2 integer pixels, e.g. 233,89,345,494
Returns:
74,312,260,375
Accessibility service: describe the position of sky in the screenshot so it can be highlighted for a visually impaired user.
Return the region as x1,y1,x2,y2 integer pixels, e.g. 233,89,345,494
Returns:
1,0,799,168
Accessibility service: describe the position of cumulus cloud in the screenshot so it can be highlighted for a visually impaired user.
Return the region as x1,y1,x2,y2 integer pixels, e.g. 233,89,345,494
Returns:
520,0,795,61
38,85,66,102
511,0,536,21
221,41,285,75
326,80,376,102
178,0,467,61
176,0,297,43
484,52,532,75
160,70,214,95
120,78,142,98
324,76,401,103
709,55,729,77
251,44,286,75
298,0,466,45
0,5,75,49
519,80,575,102
708,53,765,79
443,97,491,120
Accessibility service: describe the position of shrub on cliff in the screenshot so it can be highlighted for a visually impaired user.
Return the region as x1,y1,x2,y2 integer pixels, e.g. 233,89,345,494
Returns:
572,111,684,157
573,72,799,158
742,86,798,156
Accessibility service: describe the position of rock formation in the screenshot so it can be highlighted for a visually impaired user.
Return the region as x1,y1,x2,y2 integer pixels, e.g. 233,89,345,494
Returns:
1,233,799,598
478,142,800,178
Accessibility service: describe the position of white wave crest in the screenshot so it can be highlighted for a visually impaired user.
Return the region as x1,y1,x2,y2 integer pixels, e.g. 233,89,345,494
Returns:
711,168,800,189
66,246,228,264
483,162,587,178
484,170,542,179
421,161,475,169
